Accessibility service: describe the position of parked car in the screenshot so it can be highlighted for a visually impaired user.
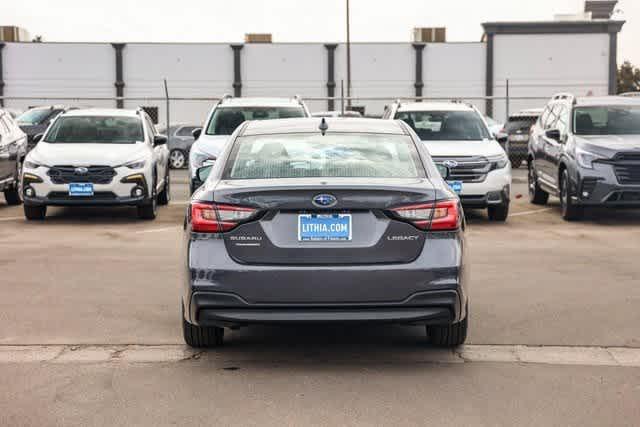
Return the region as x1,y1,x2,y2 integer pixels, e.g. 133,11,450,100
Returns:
528,93,640,221
503,109,543,168
21,108,170,220
182,117,468,348
383,100,512,221
484,115,504,137
188,96,311,193
0,109,28,205
16,106,77,151
620,92,640,98
312,110,363,118
158,124,199,169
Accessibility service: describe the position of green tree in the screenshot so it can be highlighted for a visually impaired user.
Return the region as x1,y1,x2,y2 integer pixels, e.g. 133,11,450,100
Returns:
617,61,640,94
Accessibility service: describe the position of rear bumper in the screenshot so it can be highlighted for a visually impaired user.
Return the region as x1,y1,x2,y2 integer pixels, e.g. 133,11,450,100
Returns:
190,290,461,328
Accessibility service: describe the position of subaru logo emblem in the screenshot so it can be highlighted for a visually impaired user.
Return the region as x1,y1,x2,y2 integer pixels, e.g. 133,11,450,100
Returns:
442,160,458,168
312,194,337,208
74,167,89,174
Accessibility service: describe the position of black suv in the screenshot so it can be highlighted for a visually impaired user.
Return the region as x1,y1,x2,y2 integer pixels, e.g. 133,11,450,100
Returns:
0,109,28,205
504,109,542,168
528,93,640,220
16,106,76,151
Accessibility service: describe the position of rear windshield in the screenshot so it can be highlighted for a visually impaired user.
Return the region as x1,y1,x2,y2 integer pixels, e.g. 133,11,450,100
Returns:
574,106,640,135
224,133,425,179
44,116,144,144
394,110,491,141
206,107,306,136
505,117,538,133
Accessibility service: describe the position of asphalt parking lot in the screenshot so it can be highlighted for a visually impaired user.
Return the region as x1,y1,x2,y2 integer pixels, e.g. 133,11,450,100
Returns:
1,168,639,426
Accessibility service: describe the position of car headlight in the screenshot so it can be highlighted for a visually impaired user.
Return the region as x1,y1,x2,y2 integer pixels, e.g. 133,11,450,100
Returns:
24,160,44,169
124,159,146,169
575,148,605,169
488,154,509,170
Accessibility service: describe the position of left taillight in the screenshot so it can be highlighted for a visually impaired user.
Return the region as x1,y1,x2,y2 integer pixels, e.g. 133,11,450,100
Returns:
390,199,460,231
190,202,257,233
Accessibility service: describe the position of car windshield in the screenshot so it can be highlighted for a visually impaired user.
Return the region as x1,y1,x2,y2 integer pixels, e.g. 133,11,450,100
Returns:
395,110,491,141
206,107,306,136
224,133,425,179
574,106,640,135
16,108,53,125
44,116,144,144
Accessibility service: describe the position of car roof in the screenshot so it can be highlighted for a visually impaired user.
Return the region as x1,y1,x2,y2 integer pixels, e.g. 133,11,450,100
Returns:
219,97,305,108
241,118,407,136
396,102,475,112
574,96,640,107
510,108,543,118
62,108,141,118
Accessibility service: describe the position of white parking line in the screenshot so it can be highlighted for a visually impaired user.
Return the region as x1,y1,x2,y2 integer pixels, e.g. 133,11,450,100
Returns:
134,226,181,234
0,216,23,222
1,344,639,366
510,208,554,217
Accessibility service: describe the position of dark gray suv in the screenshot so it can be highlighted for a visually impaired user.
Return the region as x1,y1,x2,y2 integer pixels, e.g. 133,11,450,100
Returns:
182,118,469,348
528,94,640,220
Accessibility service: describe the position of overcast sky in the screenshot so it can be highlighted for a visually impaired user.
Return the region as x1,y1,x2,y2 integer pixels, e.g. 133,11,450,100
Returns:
2,0,638,64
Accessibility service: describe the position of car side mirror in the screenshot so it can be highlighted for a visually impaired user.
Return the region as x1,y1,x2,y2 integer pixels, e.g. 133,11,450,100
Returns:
196,163,214,183
435,164,450,180
153,135,168,146
33,133,44,144
192,128,202,140
545,129,562,142
495,132,508,144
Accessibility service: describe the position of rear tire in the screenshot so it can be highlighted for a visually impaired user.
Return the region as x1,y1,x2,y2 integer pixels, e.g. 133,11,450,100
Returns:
4,187,22,205
560,169,583,222
24,205,46,220
487,202,509,222
182,306,224,348
528,163,549,205
427,315,468,347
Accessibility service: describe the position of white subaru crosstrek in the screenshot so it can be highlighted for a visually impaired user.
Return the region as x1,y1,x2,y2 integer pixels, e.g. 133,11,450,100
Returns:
21,108,170,220
188,96,311,193
384,101,512,221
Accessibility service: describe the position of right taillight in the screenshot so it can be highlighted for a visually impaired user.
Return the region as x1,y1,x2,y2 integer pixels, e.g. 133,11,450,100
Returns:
191,202,257,233
391,200,460,231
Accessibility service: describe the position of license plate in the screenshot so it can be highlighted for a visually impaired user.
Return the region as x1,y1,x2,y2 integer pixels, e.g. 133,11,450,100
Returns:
509,134,528,142
298,214,352,241
447,180,463,194
69,183,94,196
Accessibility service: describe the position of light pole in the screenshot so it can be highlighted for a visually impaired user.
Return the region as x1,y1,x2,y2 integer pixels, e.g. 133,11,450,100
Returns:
346,0,352,108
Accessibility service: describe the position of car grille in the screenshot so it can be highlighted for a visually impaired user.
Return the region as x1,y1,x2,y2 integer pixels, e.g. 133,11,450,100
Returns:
47,166,117,184
47,191,117,200
431,156,492,183
611,153,640,185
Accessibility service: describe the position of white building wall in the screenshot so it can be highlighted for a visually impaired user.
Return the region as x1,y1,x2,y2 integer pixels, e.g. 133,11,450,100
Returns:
3,43,114,111
242,44,326,113
424,43,486,114
123,44,233,129
493,33,610,121
335,43,415,116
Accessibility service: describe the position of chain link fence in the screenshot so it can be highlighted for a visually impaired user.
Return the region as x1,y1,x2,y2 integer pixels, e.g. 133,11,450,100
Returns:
1,92,551,168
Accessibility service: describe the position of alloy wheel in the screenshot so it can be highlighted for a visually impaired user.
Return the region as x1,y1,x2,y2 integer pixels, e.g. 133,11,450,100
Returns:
169,150,186,169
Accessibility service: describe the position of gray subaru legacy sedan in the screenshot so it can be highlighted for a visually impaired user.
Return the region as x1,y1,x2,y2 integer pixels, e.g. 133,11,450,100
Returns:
181,118,469,348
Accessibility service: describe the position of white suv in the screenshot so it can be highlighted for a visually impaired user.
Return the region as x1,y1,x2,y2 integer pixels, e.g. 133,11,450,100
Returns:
384,101,512,221
188,96,311,193
21,108,170,220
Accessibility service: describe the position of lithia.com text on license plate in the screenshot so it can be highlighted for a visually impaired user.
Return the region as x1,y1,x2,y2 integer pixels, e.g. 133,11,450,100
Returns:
298,214,352,241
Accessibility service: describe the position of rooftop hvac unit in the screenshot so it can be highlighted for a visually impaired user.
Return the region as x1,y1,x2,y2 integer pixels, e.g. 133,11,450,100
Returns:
413,27,446,43
245,33,272,43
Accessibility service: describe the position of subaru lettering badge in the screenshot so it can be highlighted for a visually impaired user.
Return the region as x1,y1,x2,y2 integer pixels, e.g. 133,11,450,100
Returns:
74,167,89,174
312,194,337,208
443,160,458,168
